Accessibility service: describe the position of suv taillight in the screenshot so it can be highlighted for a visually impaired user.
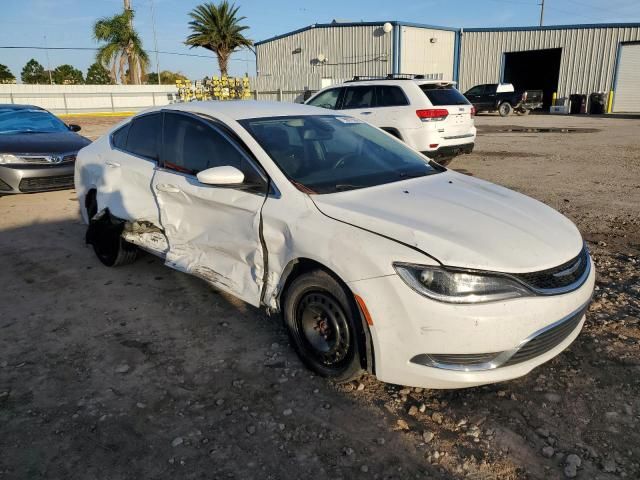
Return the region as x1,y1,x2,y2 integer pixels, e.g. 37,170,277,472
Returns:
470,106,476,116
416,109,448,122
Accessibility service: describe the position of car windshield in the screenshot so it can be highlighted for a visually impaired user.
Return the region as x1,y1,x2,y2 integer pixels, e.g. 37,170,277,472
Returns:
0,109,70,134
240,115,441,194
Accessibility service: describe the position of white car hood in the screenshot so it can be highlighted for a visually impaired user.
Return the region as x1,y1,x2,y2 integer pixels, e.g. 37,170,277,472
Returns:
311,170,583,273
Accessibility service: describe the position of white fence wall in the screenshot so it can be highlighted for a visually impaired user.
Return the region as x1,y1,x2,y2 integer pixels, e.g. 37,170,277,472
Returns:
0,85,179,114
0,80,329,114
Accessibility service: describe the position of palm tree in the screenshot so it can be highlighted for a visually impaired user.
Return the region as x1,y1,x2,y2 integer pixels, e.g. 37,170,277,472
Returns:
185,1,252,77
93,0,149,84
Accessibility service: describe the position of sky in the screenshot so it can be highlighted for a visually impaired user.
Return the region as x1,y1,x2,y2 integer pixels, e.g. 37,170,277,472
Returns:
1,0,639,82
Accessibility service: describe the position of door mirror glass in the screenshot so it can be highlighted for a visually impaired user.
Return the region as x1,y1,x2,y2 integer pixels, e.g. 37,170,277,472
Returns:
68,124,81,132
196,165,245,186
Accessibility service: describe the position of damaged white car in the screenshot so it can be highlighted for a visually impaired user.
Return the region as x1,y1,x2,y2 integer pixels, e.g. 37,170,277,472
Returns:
75,101,594,389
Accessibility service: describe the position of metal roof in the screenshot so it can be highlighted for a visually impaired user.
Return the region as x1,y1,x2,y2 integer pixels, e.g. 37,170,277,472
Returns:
255,21,640,46
255,21,459,46
464,22,640,32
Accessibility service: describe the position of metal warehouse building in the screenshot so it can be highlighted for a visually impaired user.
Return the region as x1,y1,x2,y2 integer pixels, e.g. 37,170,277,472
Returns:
255,21,640,112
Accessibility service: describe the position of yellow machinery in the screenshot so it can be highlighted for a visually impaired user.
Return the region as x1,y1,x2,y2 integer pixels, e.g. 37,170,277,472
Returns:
176,75,252,102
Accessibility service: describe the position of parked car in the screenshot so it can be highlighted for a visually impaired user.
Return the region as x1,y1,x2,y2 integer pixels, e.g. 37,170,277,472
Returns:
0,104,90,194
75,101,594,389
464,83,543,116
304,75,476,166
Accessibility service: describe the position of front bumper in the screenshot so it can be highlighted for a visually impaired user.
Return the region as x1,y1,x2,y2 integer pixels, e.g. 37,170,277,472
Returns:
0,163,75,194
348,258,595,389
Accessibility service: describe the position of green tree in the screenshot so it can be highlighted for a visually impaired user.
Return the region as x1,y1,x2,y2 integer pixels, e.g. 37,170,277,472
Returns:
146,70,188,85
21,59,48,84
52,64,84,85
86,62,112,84
93,0,149,84
185,1,252,77
0,64,16,84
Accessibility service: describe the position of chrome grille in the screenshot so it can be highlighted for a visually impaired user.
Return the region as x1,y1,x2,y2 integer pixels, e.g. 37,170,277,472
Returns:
410,302,588,372
414,352,500,367
19,175,74,192
512,247,589,293
16,153,76,165
503,306,586,367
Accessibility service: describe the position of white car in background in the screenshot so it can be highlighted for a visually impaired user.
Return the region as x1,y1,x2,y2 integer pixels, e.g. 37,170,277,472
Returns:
75,101,594,389
305,75,476,166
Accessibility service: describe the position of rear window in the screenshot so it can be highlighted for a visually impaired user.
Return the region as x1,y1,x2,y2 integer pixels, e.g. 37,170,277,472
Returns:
126,113,161,160
420,85,469,106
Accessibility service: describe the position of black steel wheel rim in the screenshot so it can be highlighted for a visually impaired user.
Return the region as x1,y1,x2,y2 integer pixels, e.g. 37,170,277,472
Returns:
294,292,351,367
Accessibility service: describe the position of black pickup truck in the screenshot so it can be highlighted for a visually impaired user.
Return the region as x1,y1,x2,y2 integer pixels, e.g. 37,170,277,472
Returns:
464,83,543,116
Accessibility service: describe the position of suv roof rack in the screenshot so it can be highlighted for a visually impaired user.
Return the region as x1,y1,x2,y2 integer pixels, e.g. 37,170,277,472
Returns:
346,73,428,83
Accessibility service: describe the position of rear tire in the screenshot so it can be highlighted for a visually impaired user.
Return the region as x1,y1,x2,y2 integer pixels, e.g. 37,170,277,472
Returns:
93,230,138,267
283,269,365,383
86,209,138,267
499,102,513,117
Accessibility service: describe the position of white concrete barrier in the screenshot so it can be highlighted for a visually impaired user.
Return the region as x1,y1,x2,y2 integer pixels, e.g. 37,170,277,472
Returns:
0,84,179,114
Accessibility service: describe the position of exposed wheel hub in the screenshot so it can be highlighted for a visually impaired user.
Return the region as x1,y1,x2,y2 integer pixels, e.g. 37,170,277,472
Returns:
297,292,350,366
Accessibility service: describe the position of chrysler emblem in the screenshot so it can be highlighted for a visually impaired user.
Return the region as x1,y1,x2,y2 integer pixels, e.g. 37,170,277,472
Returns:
552,258,582,278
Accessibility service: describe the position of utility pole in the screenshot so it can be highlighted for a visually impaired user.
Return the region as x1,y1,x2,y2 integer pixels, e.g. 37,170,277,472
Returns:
43,35,53,85
539,0,545,27
150,0,161,84
123,0,137,84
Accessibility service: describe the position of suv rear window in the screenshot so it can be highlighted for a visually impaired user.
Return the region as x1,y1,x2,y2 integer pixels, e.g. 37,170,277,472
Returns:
420,85,469,106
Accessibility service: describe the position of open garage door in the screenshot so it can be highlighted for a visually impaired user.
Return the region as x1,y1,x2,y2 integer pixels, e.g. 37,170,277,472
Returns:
503,48,562,109
612,43,640,113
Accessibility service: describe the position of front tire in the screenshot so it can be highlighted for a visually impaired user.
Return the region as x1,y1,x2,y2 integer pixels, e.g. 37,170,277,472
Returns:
499,102,513,117
283,270,364,383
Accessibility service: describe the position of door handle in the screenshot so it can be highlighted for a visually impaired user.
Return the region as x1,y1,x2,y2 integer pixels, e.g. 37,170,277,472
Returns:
105,161,120,168
360,111,373,115
155,184,181,193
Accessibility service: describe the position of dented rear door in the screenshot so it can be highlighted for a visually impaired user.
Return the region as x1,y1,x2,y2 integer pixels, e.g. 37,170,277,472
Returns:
153,112,267,307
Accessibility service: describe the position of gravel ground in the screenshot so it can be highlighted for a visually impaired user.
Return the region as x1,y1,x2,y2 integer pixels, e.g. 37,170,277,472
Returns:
0,112,638,480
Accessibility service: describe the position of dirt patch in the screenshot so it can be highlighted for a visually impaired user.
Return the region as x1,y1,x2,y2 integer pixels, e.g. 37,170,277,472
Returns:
478,125,600,134
474,150,544,158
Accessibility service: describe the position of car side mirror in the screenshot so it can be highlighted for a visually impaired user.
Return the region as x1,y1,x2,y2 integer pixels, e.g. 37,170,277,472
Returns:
196,165,245,186
68,124,81,132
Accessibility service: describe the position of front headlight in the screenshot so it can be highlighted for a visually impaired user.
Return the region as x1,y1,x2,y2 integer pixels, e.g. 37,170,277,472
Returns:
393,263,532,304
0,154,22,164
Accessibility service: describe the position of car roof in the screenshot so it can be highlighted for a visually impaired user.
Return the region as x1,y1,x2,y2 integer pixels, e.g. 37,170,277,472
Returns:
161,100,329,120
335,80,457,87
0,104,45,111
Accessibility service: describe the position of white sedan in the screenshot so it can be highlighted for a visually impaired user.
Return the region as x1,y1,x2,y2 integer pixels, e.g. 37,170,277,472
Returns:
75,101,594,389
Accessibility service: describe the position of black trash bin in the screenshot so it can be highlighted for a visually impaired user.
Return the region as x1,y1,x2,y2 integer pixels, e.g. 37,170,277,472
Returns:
569,94,586,114
589,92,606,114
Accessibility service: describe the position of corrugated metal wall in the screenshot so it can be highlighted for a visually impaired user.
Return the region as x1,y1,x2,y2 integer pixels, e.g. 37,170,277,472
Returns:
459,26,640,97
256,25,393,86
400,27,456,79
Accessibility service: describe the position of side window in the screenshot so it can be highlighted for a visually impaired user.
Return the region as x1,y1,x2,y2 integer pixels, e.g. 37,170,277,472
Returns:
375,86,409,107
307,88,342,110
126,114,161,160
466,85,484,96
111,123,130,149
341,86,375,109
162,113,262,184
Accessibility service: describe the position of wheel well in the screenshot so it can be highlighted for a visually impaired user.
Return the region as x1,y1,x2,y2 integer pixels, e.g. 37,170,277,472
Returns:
85,188,97,219
380,127,403,140
278,258,375,374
